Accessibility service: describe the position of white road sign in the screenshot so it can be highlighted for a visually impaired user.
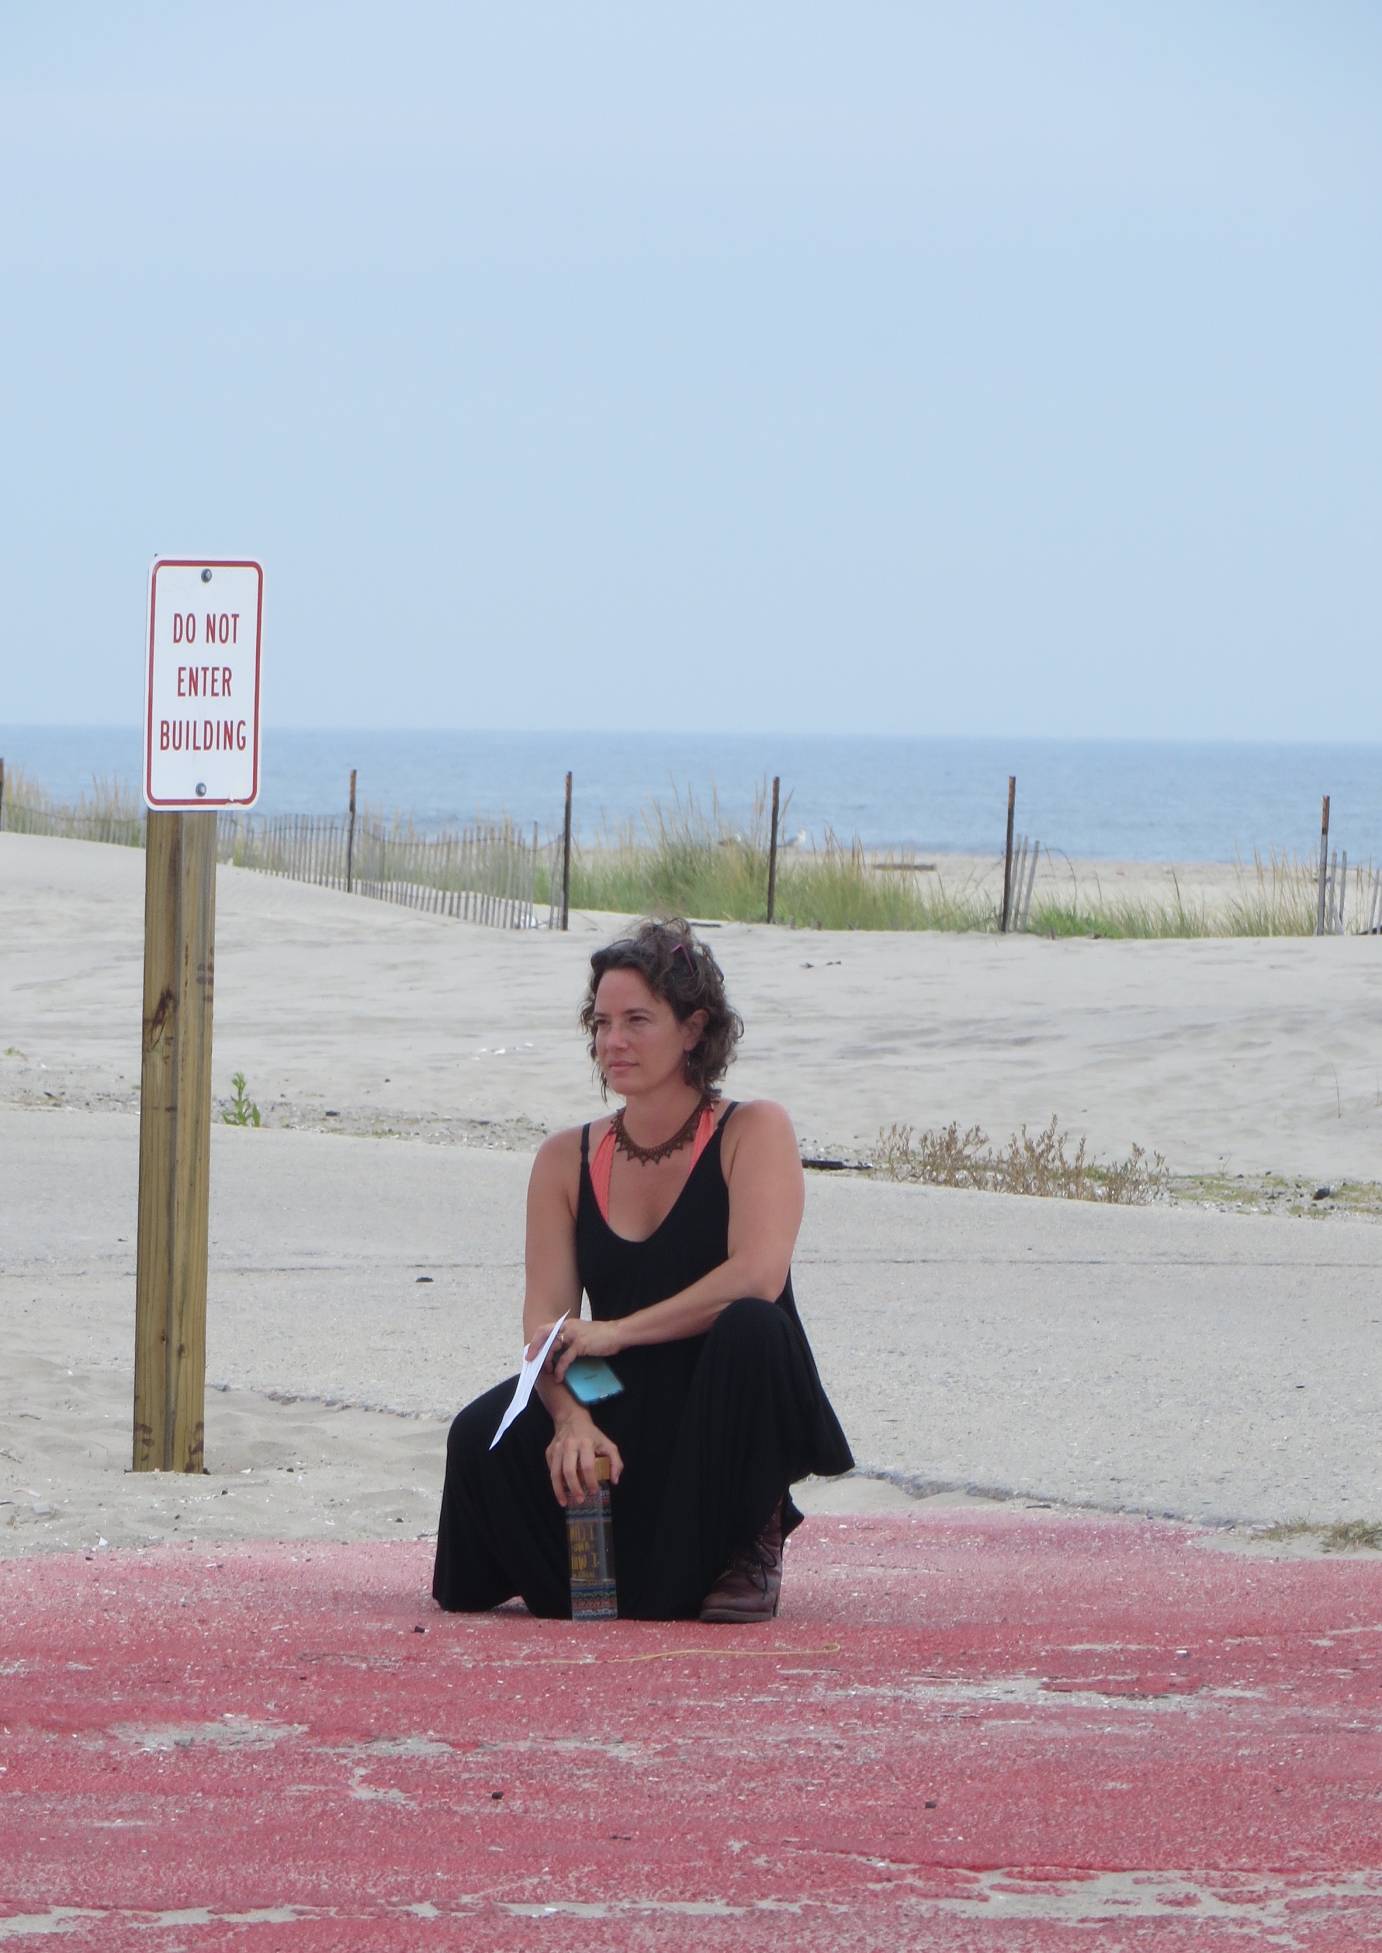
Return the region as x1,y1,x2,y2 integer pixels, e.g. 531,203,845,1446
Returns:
144,558,263,809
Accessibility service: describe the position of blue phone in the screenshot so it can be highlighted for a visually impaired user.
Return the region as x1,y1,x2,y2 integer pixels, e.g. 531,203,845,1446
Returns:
564,1357,624,1405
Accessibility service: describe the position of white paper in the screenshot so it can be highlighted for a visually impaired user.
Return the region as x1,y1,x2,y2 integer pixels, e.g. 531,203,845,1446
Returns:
489,1313,569,1450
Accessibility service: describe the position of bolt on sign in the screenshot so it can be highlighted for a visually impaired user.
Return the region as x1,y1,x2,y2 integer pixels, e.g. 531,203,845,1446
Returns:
144,558,264,809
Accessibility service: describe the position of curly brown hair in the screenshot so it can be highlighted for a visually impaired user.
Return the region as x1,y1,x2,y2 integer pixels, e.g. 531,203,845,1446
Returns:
579,917,744,1099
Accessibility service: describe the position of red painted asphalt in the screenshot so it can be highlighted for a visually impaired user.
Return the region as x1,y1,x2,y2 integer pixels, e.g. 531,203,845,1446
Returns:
2,1510,1380,1950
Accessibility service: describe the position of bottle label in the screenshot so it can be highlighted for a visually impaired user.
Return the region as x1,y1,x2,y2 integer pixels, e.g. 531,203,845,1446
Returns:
567,1502,617,1620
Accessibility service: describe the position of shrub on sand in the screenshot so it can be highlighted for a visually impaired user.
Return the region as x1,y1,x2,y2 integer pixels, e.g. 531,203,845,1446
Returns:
874,1115,1169,1204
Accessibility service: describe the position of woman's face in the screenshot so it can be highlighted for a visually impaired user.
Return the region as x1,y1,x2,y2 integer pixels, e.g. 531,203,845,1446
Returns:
591,967,704,1097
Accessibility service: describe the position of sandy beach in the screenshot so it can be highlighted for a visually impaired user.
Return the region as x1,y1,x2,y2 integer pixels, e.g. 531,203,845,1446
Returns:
3,829,1380,1562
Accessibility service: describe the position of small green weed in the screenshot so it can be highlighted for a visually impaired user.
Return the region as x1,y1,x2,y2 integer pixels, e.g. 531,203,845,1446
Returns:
1169,1174,1382,1220
222,1071,262,1128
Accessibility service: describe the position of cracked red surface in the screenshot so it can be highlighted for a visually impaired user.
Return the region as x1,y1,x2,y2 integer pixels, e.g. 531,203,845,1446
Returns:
2,1510,1380,1949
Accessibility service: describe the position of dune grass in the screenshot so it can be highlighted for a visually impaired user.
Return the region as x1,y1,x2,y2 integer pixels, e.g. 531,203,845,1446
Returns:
550,841,995,932
538,786,997,930
1,765,146,846
544,797,1345,937
1027,856,1323,939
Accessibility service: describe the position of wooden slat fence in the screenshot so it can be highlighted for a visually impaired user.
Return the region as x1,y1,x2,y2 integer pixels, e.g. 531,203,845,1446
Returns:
218,814,547,929
1319,849,1349,937
1009,834,1041,932
4,801,549,931
6,766,1377,940
0,803,146,848
1365,868,1382,936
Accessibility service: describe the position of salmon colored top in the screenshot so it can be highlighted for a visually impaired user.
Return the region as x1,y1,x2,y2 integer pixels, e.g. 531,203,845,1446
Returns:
590,1105,719,1225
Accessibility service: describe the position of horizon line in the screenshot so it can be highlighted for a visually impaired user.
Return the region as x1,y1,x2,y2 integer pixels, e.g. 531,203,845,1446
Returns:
6,723,1382,752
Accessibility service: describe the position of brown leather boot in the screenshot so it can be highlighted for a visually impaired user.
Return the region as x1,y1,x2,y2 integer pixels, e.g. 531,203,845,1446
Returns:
698,1500,785,1624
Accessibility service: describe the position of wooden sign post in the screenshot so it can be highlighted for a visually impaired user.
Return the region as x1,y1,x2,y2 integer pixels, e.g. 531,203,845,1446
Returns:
135,557,263,1473
133,812,218,1471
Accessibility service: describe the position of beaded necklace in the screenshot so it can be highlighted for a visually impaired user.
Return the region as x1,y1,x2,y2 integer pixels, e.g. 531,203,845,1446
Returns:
610,1091,714,1166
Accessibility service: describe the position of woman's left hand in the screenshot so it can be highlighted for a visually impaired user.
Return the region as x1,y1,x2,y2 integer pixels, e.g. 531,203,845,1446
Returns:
546,1316,622,1383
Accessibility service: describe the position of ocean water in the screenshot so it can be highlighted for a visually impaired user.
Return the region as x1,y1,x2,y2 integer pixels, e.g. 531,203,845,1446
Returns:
3,723,1380,864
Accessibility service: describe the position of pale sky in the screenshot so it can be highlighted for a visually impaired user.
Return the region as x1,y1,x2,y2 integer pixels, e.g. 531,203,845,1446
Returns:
4,2,1379,739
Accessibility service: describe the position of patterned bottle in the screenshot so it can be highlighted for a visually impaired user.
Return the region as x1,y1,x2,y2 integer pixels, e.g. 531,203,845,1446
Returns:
566,1455,617,1620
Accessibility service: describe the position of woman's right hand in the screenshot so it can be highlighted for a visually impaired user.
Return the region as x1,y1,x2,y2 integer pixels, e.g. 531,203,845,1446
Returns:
545,1413,623,1508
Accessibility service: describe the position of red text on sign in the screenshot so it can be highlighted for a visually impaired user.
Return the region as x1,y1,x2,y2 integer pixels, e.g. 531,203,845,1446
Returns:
159,719,248,752
170,612,241,646
176,666,234,697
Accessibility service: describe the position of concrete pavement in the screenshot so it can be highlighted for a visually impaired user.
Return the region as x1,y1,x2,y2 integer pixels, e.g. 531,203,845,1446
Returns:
4,1108,1381,1541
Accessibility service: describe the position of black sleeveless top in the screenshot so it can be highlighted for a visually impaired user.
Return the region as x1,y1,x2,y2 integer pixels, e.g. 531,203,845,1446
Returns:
574,1102,852,1486
578,1103,797,1323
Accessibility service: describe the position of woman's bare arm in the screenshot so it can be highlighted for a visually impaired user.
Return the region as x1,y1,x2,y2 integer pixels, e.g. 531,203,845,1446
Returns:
521,1131,623,1501
521,1134,582,1347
